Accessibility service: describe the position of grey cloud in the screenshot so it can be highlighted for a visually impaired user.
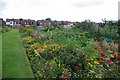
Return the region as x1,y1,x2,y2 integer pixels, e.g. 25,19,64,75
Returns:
72,0,105,8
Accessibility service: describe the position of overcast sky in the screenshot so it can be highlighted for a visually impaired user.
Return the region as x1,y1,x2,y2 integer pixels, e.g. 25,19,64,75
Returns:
0,0,119,22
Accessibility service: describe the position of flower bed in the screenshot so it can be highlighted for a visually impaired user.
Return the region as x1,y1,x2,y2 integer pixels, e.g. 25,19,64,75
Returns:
20,26,120,78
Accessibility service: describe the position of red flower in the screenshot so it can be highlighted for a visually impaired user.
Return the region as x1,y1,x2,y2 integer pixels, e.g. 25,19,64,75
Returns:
106,60,111,64
76,70,80,73
99,51,106,58
116,56,120,61
110,52,116,55
75,65,79,69
47,64,52,67
99,50,104,55
63,78,67,80
109,44,112,49
97,58,102,62
31,35,34,38
41,71,44,74
100,52,105,57
118,45,120,48
100,52,103,55
92,50,95,53
110,52,117,58
84,57,87,61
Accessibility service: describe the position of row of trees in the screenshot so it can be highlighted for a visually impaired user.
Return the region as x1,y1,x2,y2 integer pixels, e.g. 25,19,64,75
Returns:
76,19,119,40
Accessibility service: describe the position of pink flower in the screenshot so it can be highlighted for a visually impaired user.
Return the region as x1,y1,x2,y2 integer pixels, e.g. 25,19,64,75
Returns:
47,64,52,67
68,74,72,77
75,65,79,69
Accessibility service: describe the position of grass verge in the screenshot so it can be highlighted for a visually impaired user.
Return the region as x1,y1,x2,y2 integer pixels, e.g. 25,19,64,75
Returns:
2,29,34,78
0,34,2,79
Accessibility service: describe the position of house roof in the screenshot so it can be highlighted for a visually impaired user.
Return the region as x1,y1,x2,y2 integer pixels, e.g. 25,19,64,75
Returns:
6,18,35,22
37,20,50,23
0,18,3,20
13,19,20,22
6,19,13,22
22,19,35,22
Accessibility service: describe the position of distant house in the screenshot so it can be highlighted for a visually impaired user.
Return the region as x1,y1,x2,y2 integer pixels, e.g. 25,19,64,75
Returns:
65,22,74,28
21,19,35,27
36,20,51,27
73,22,80,26
51,20,74,28
61,21,74,28
0,18,6,26
51,20,70,26
51,20,62,26
6,18,35,27
5,18,79,28
13,19,21,27
6,18,15,27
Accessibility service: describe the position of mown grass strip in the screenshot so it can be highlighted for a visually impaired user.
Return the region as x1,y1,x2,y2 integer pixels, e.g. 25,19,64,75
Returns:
2,29,34,78
0,34,2,79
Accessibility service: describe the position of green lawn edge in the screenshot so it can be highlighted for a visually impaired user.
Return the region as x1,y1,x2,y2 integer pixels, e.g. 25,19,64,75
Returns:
0,34,2,79
2,29,34,78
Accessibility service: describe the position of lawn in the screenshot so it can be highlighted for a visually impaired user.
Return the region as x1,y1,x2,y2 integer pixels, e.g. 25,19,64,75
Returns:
2,29,34,78
0,34,2,79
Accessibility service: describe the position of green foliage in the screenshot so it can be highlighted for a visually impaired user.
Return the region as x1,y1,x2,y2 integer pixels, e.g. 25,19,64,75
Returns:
20,25,120,78
77,20,118,40
0,26,11,34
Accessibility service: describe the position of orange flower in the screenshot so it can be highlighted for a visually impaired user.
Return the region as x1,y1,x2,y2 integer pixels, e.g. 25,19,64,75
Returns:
76,70,80,73
109,44,112,49
92,50,95,53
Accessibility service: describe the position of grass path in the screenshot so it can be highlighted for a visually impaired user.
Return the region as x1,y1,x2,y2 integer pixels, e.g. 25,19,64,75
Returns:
0,34,2,79
2,29,34,78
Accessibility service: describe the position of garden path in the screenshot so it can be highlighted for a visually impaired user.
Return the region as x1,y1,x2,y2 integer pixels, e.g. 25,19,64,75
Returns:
2,29,34,78
0,34,2,79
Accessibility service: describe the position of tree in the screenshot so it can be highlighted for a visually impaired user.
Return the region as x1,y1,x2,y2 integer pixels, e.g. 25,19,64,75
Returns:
19,18,23,21
45,18,52,21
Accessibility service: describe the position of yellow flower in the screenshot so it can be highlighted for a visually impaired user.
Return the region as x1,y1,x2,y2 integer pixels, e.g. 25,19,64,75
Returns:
43,45,47,49
41,34,44,38
52,49,55,51
30,45,34,49
88,63,93,67
41,45,47,51
110,54,114,58
28,40,32,43
37,36,40,38
94,61,99,65
36,49,42,53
